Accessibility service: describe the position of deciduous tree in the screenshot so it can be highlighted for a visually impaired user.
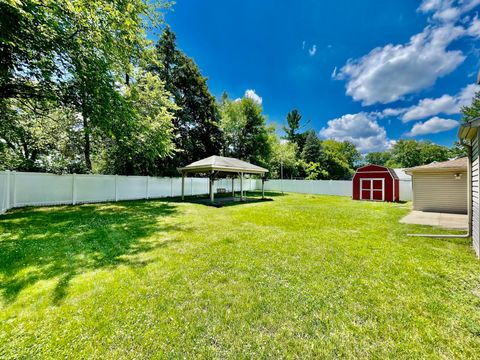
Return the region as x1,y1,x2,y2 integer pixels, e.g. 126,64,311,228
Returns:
220,96,272,168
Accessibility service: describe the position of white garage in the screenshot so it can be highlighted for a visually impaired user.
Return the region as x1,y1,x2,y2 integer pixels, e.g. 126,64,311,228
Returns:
405,158,468,214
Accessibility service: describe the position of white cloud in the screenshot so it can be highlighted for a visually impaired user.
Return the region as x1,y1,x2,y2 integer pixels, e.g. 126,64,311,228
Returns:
302,40,306,50
244,89,262,105
467,15,480,36
407,116,459,136
418,0,480,22
456,83,479,106
380,107,408,117
381,83,479,121
319,112,393,152
309,45,317,56
331,66,337,78
336,25,466,105
402,95,457,121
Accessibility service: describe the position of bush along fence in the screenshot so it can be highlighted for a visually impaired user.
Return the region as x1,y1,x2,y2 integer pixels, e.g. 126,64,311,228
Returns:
0,171,412,213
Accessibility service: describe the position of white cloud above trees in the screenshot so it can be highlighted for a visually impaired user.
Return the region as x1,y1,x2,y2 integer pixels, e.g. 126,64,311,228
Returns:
319,112,393,152
407,116,459,136
381,83,479,121
335,0,480,106
244,89,262,105
335,25,466,105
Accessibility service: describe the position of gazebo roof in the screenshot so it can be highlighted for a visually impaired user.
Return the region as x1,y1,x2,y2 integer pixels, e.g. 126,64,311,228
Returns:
178,155,268,175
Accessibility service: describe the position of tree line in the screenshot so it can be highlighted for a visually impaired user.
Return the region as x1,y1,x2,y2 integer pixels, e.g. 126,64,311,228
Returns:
0,1,473,180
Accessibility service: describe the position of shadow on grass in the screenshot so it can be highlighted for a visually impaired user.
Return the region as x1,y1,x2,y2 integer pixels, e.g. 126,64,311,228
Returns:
167,190,285,208
0,200,181,304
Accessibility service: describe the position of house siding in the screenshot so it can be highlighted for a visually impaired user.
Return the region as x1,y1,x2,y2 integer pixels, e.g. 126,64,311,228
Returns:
412,172,468,214
472,132,479,256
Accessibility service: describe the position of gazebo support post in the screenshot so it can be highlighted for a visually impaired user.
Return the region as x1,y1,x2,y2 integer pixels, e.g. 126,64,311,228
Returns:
231,177,235,199
181,172,185,201
209,172,214,203
262,177,265,199
240,172,244,201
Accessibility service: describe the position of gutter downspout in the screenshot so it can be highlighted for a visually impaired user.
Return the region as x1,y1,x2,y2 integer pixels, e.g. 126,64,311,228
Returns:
408,144,472,239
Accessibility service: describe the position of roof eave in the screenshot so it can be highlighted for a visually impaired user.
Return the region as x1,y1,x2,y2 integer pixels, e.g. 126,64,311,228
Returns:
406,167,467,174
458,117,480,141
178,165,268,174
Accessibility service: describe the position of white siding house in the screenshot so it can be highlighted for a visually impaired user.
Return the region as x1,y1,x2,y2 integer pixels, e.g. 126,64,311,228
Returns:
405,158,468,214
458,120,479,256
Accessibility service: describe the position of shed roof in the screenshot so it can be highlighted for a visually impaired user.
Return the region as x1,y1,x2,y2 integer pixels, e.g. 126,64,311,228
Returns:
393,168,411,180
178,155,268,175
354,164,398,180
405,157,467,174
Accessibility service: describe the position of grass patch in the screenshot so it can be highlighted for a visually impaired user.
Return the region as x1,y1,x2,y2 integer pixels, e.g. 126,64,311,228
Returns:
1,193,480,358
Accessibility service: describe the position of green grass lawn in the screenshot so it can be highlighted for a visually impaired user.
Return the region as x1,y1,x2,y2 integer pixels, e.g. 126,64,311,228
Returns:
1,193,480,358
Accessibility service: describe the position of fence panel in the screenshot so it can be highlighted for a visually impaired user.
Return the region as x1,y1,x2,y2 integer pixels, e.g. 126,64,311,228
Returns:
117,176,148,201
76,174,116,203
0,172,8,213
149,177,174,198
14,172,73,207
399,180,412,201
262,179,353,196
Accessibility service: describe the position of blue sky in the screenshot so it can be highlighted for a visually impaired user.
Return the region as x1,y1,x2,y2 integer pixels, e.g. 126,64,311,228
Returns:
162,0,480,153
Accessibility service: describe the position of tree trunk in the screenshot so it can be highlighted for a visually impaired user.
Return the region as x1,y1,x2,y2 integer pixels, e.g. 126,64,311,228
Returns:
83,115,92,172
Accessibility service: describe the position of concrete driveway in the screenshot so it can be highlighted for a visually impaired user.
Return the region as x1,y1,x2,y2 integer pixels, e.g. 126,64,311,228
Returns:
400,211,468,230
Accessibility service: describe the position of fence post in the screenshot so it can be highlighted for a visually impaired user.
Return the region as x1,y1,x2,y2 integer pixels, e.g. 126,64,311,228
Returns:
146,176,149,200
12,171,17,208
5,170,10,211
115,175,118,202
72,173,77,205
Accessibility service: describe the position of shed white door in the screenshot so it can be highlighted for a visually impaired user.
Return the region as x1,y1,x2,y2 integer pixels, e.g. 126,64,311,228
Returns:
412,172,467,214
360,179,384,201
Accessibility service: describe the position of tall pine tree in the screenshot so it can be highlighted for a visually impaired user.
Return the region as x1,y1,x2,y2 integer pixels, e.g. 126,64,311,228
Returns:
301,130,322,163
150,27,223,174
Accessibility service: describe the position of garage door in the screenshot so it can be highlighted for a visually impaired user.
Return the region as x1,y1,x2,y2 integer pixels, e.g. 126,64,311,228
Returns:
412,172,467,214
360,178,384,201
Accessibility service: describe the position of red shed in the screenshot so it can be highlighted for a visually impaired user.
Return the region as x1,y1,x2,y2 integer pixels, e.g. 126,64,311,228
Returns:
352,164,399,202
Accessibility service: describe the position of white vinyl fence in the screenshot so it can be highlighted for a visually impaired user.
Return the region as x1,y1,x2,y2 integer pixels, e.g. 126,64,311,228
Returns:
399,180,412,201
0,171,413,213
258,179,353,196
0,171,256,213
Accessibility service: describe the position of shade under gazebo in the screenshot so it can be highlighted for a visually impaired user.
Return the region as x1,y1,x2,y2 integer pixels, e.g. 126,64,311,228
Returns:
177,155,268,203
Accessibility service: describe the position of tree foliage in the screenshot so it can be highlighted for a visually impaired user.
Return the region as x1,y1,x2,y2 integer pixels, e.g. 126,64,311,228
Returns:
101,71,178,175
282,109,302,142
0,0,167,103
384,140,450,168
461,90,480,123
149,27,223,174
220,95,272,168
268,134,298,179
364,151,392,166
322,139,361,169
0,0,178,174
301,130,322,163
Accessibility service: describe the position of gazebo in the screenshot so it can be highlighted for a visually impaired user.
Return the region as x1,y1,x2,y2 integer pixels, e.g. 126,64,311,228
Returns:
178,155,268,203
